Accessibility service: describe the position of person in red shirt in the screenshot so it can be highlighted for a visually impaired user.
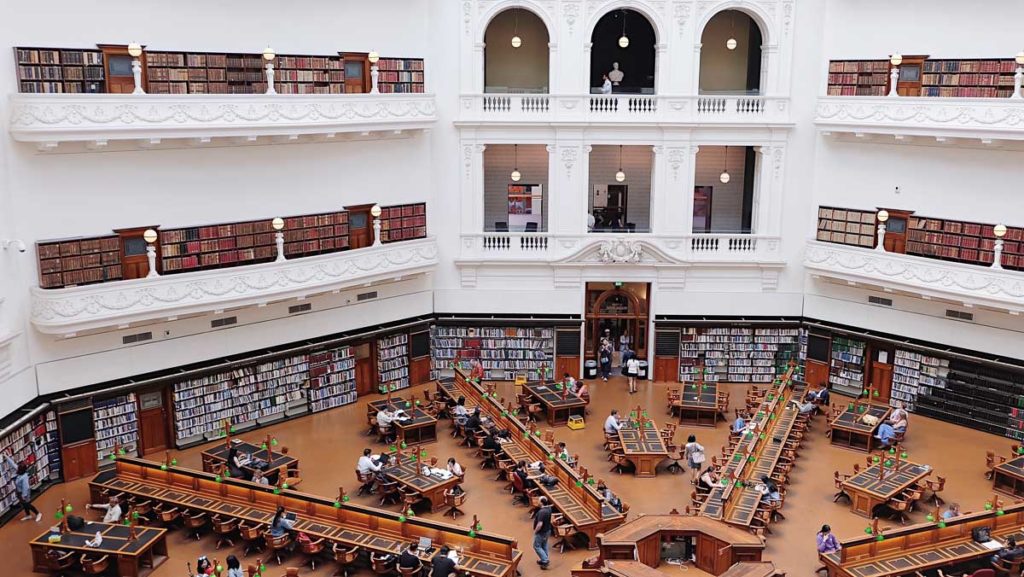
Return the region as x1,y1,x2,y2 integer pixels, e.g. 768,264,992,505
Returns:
469,358,484,382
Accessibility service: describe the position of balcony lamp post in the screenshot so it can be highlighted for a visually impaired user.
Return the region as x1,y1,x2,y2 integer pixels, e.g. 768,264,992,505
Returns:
128,42,145,95
368,51,380,94
1012,52,1024,99
875,210,889,252
263,46,276,95
272,217,286,262
143,228,159,277
992,224,1007,269
888,53,902,97
371,205,383,247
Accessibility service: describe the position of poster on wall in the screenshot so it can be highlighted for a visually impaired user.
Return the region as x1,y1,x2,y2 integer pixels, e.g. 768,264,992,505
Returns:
508,184,543,230
693,186,713,233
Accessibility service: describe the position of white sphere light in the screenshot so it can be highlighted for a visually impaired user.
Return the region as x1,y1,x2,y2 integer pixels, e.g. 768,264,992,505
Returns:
511,35,522,48
719,170,731,184
619,35,630,49
994,224,1008,238
726,38,738,51
615,170,626,182
510,169,522,182
890,53,903,67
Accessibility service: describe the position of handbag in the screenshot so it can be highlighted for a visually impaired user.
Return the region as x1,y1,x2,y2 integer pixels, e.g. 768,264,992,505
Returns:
691,444,706,465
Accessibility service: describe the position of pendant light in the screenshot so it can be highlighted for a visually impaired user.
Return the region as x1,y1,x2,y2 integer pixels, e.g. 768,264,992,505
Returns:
719,146,731,184
615,145,626,182
726,12,737,50
511,7,522,48
511,144,522,182
618,10,630,49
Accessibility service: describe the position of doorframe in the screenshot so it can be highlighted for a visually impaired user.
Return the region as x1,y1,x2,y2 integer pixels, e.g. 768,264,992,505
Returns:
584,284,650,361
135,385,172,456
114,225,160,279
339,52,371,93
97,44,148,93
344,203,376,248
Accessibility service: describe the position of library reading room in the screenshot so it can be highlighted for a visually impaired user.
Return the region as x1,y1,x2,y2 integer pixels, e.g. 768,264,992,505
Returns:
3,1,1024,577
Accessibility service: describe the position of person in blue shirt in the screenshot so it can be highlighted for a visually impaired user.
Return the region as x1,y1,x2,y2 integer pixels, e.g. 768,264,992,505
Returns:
269,506,295,537
5,450,40,521
876,422,896,447
732,413,747,434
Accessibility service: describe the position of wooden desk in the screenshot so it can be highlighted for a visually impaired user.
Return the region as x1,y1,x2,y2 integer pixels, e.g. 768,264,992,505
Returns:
524,383,587,426
993,455,1024,497
368,398,438,445
384,453,460,513
677,383,719,427
830,404,891,452
719,562,781,577
30,522,168,577
616,419,670,478
820,504,1024,577
90,458,521,577
201,440,298,484
842,460,932,517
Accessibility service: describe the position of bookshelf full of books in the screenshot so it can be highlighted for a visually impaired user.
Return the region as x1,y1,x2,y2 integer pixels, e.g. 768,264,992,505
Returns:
92,394,139,464
430,326,555,381
377,58,426,93
0,410,61,518
826,60,889,96
678,327,802,383
829,336,866,397
377,334,410,393
906,216,1023,271
891,349,950,412
14,47,104,93
308,345,357,413
916,358,1024,438
172,353,309,446
816,207,877,248
36,236,123,289
921,59,1020,98
379,203,427,243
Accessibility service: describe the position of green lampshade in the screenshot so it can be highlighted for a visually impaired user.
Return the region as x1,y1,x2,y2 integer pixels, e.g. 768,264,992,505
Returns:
468,529,476,537
575,480,582,487
864,527,872,534
889,447,896,455
271,438,278,446
273,488,281,495
407,508,414,516
215,475,222,483
876,535,884,542
938,521,946,528
420,451,428,458
997,509,1006,516
118,448,126,455
587,478,596,485
132,511,139,519
108,453,116,461
343,495,350,502
401,442,408,449
282,483,289,490
124,519,131,526
476,523,483,531
900,452,908,458
216,565,223,573
985,503,994,510
171,458,178,466
926,514,934,522
873,456,880,463
261,443,268,450
55,512,63,520
333,500,342,508
399,515,407,522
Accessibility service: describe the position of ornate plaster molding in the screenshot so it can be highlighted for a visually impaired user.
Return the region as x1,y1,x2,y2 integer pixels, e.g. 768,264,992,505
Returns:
815,97,1024,141
598,239,644,263
31,238,439,335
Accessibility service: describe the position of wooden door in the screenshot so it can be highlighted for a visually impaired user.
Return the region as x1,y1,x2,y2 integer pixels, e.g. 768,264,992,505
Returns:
696,534,718,574
869,346,895,403
555,356,580,380
354,342,377,395
805,359,830,389
115,226,158,279
62,442,97,481
137,389,169,455
346,205,373,249
880,209,913,254
894,55,928,97
99,45,145,94
341,53,370,93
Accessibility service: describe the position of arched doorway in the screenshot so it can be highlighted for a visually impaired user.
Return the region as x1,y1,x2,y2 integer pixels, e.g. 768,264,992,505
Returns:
590,9,657,94
585,283,650,368
484,7,550,93
699,10,764,94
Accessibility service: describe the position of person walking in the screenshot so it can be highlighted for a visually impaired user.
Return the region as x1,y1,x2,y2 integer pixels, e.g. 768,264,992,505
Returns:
533,496,553,570
5,449,40,521
683,435,705,484
599,341,613,382
625,353,640,394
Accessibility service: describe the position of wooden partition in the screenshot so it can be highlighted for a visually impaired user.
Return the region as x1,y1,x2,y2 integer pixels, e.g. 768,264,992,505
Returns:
91,457,520,577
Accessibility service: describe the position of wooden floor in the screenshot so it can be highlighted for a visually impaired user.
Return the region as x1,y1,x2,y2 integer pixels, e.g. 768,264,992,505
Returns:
4,376,1014,577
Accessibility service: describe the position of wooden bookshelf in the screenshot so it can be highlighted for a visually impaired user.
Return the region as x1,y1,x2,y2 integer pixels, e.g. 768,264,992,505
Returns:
36,236,122,289
14,47,104,93
92,394,139,464
276,54,345,94
892,349,949,412
430,325,555,381
826,60,889,96
816,207,877,248
377,333,410,393
922,59,1019,98
377,57,425,94
0,410,61,518
379,203,427,243
679,326,804,384
829,336,866,397
308,346,357,413
906,216,1024,270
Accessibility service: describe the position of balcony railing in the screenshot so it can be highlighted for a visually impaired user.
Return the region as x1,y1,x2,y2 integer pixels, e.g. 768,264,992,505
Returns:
804,240,1024,310
458,233,782,265
460,94,791,125
30,237,438,335
8,93,437,150
815,96,1024,143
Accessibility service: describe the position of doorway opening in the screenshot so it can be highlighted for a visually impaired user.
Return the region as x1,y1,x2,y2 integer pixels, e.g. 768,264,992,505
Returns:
585,282,650,369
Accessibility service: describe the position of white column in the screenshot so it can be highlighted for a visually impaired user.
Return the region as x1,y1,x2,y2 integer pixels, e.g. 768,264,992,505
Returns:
654,144,691,235
761,44,779,95
474,43,486,93
753,147,771,235
582,43,593,94
654,43,668,95
691,43,703,94
547,42,559,94
681,146,699,234
548,140,588,234
460,141,487,235
650,146,668,234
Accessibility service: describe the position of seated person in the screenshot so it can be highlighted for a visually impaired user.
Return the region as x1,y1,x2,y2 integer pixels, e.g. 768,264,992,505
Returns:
447,457,465,494
563,372,578,394
269,506,295,538
399,542,421,571
596,480,623,512
377,405,398,442
943,502,960,519
226,446,251,481
789,399,817,415
251,469,270,486
482,433,501,452
357,448,383,476
86,495,122,523
993,536,1024,565
756,475,781,505
464,408,483,436
431,546,459,577
576,381,590,403
732,413,747,434
889,402,908,432
604,410,624,435
514,460,537,490
556,442,575,466
816,525,841,554
453,397,469,426
697,466,719,493
876,422,897,447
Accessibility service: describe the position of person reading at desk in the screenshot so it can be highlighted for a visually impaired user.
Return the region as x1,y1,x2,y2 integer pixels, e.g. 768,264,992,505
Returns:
399,542,421,571
993,536,1024,564
251,469,270,486
876,421,897,448
789,398,818,415
85,495,122,523
576,380,590,404
697,466,719,493
597,479,623,513
453,397,469,426
556,442,576,467
482,433,501,452
732,412,747,434
756,475,781,505
604,409,624,435
447,457,465,494
943,502,960,519
358,448,383,476
816,525,841,554
514,460,537,490
377,405,402,443
226,445,251,481
807,385,830,407
431,546,459,577
563,372,578,394
269,506,296,538
889,401,908,433
465,407,483,437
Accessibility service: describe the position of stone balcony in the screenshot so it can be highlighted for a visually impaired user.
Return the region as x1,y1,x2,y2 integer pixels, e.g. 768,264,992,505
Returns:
30,238,438,335
8,93,437,152
804,240,1024,312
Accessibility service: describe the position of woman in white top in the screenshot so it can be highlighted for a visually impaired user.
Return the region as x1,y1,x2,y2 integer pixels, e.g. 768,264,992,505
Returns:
889,402,908,432
625,355,640,394
447,457,465,494
683,435,705,484
600,74,612,94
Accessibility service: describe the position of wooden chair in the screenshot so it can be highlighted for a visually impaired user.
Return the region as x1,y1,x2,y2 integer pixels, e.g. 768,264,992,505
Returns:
370,552,395,576
377,480,402,507
986,451,1007,480
299,537,326,571
510,473,536,506
444,488,467,519
212,514,239,549
496,458,516,489
128,498,153,523
264,531,294,565
901,485,925,512
398,560,423,577
551,513,577,553
154,504,180,527
665,449,685,474
239,522,265,556
609,450,634,475
332,544,361,577
924,476,946,506
356,469,376,496
366,415,379,436
887,496,912,524
183,510,208,541
479,448,497,469
44,550,76,577
833,471,851,503
80,554,110,576
749,509,772,537
377,424,393,444
991,557,1022,576
399,487,421,513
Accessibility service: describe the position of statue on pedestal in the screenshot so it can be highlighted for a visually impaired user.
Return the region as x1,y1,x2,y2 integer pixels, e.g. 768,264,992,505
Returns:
608,62,624,86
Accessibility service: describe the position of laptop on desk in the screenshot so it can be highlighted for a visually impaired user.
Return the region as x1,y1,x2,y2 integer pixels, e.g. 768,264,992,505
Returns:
418,537,433,553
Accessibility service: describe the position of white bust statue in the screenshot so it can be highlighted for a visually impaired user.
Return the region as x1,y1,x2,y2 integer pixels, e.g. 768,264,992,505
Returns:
608,62,624,85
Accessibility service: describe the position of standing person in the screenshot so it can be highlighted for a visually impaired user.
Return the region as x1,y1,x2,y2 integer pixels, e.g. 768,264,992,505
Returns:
600,74,612,94
683,435,705,484
226,555,244,577
816,525,841,554
469,358,485,382
533,496,553,570
619,333,630,356
625,354,640,394
599,342,612,382
4,450,40,521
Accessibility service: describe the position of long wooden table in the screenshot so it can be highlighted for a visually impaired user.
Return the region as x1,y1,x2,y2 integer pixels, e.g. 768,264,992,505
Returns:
830,404,891,452
201,439,298,484
992,455,1024,497
524,383,587,426
439,371,625,548
367,397,438,445
384,452,460,513
842,459,932,517
30,522,168,577
820,502,1024,577
616,417,670,477
90,458,521,577
677,383,720,427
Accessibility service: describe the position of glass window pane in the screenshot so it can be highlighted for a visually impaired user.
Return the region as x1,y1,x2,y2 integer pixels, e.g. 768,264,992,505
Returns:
109,55,133,76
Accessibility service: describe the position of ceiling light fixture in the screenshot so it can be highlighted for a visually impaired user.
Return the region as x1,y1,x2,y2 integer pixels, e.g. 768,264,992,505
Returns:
619,10,630,49
511,8,522,48
720,146,731,184
511,144,522,182
616,145,626,182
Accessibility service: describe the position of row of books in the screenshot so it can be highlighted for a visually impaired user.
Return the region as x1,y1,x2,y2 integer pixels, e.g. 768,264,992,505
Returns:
678,327,803,383
430,325,555,380
920,87,1015,98
0,412,61,516
922,73,1015,87
377,333,410,393
828,60,890,73
828,336,865,396
924,60,1018,73
826,86,886,97
380,203,428,243
307,346,357,413
16,48,103,65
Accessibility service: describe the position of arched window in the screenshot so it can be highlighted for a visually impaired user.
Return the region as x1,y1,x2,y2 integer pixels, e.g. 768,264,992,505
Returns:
589,9,657,94
484,8,550,93
699,10,764,94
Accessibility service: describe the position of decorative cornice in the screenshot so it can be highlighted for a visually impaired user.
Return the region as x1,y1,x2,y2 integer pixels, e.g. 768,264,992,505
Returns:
31,238,438,335
8,93,437,150
815,96,1024,142
804,240,1024,310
